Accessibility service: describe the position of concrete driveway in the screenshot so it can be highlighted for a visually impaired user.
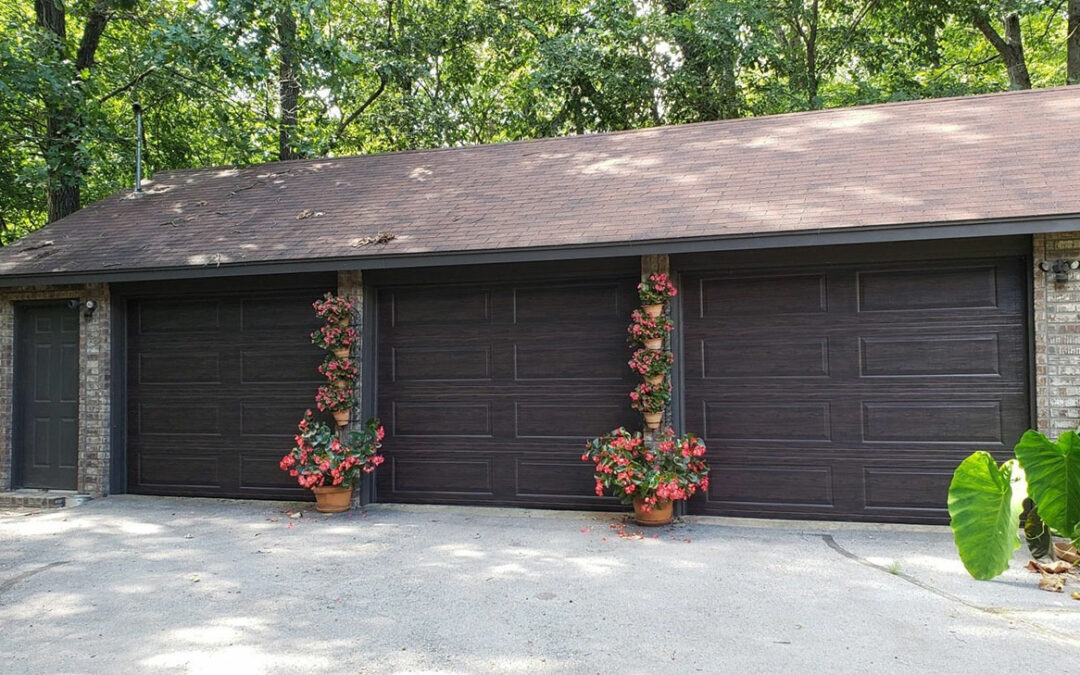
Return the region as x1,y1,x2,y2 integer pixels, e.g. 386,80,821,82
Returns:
1,496,1077,674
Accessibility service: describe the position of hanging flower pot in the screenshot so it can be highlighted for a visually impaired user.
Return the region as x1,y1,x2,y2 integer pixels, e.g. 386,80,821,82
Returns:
332,410,350,427
333,379,348,390
643,412,662,429
633,497,673,526
644,373,664,385
333,347,350,359
312,485,353,513
643,337,663,350
642,304,663,318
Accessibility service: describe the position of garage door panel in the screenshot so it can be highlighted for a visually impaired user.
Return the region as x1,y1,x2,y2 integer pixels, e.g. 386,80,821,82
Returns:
683,253,1029,523
514,401,629,439
698,274,828,316
514,341,628,381
700,337,831,379
137,300,222,333
859,333,1004,377
513,282,626,322
389,287,492,326
392,400,494,438
392,346,493,382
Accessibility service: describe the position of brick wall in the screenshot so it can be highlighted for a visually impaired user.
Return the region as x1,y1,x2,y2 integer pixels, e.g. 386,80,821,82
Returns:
1033,233,1080,438
0,284,111,496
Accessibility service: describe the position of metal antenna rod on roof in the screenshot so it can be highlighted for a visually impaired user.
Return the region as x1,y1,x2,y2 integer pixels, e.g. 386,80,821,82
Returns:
133,102,143,197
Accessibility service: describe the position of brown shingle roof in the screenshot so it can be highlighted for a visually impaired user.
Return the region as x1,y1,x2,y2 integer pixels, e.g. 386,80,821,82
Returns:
2,86,1079,280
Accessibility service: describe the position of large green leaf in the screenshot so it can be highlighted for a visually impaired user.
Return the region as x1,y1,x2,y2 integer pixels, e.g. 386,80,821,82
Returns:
1014,430,1080,543
948,452,1026,580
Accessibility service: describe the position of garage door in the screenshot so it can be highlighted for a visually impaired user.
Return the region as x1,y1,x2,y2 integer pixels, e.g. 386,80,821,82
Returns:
375,272,639,508
126,277,332,499
681,252,1030,523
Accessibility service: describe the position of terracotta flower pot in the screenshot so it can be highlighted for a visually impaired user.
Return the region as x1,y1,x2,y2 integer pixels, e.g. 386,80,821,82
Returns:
312,485,353,513
333,347,350,359
633,497,673,526
643,411,662,429
332,409,350,427
333,379,349,390
644,373,664,385
642,304,663,318
643,337,663,350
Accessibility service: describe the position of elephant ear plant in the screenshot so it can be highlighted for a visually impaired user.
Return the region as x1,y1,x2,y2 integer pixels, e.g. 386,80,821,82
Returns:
948,430,1080,581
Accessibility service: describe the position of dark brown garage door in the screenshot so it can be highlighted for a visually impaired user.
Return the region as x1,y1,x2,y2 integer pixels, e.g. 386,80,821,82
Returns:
681,250,1030,523
375,272,639,508
126,277,332,499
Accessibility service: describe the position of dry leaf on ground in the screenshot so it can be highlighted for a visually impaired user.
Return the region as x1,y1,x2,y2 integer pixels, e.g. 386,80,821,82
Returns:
1025,560,1074,574
1038,573,1066,593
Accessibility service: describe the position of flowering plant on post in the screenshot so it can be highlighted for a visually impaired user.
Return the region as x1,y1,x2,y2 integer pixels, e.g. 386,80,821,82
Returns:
627,310,673,350
637,273,678,316
280,411,384,490
582,427,709,525
281,293,381,513
628,348,673,383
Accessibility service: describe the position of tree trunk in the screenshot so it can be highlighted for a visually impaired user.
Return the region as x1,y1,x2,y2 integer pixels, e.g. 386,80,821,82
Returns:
1068,0,1080,84
35,0,81,222
661,0,739,120
277,7,301,160
35,0,113,222
974,11,1032,90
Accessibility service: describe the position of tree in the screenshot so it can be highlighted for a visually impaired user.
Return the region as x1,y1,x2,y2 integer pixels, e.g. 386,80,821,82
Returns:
1069,0,1079,83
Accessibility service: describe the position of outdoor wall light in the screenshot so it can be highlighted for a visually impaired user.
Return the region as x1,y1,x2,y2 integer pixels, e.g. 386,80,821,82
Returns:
67,298,98,318
1039,259,1079,284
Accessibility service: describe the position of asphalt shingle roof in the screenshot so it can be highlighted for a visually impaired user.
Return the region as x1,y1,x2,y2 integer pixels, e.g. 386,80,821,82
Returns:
1,86,1078,280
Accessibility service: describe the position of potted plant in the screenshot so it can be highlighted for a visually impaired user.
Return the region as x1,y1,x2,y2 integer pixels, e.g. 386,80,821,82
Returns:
638,273,678,317
582,427,709,526
629,348,674,385
315,384,357,426
628,309,673,350
630,381,671,430
318,356,359,389
280,411,385,513
313,292,356,325
311,323,360,359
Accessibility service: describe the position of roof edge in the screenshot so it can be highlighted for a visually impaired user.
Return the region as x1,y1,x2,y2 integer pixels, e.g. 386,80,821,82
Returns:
1,213,1076,288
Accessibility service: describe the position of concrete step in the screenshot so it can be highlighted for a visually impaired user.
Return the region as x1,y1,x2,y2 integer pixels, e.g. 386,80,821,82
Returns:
0,490,85,509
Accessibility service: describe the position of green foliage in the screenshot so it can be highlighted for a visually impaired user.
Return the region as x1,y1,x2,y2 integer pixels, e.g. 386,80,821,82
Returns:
1014,430,1080,543
947,452,1026,580
0,0,1076,238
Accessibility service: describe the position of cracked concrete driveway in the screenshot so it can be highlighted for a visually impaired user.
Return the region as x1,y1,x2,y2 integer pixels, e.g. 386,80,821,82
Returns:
1,496,1078,674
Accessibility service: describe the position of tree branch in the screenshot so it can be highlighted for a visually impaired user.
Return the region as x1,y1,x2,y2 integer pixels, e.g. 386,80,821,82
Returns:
97,66,157,104
329,74,387,149
75,1,112,71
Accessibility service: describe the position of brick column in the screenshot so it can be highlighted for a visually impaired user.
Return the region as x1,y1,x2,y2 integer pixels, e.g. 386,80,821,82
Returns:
1033,233,1080,437
0,284,111,496
336,270,368,505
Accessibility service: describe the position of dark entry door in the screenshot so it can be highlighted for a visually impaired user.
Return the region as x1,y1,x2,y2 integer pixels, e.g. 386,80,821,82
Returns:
14,302,79,489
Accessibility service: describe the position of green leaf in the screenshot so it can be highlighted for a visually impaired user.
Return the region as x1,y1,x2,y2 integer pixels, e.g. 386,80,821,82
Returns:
1014,430,1080,542
948,452,1025,580
1022,498,1054,560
